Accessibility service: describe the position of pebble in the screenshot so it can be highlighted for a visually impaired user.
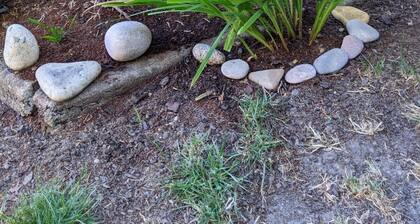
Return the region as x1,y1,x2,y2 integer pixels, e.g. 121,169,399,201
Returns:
159,76,169,86
3,24,39,71
192,43,225,65
285,64,316,84
346,19,380,43
313,48,349,75
166,102,180,113
341,35,364,59
221,59,249,79
332,6,370,25
105,21,152,62
248,69,284,90
36,61,102,102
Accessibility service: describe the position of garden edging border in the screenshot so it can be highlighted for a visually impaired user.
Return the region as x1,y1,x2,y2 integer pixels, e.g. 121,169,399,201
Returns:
33,46,191,126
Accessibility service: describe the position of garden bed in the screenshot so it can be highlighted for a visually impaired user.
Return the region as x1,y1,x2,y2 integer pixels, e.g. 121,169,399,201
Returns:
1,0,419,223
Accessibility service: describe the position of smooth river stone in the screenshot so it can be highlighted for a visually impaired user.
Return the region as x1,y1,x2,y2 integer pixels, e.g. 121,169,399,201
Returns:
313,48,349,75
105,21,152,62
192,43,225,65
3,24,39,71
249,69,284,90
221,59,249,79
36,61,102,102
341,35,364,59
285,64,316,84
332,6,370,25
346,19,380,43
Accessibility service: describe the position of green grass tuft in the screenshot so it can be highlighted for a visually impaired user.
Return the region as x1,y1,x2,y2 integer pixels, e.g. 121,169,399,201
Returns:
239,94,280,165
168,135,242,223
0,177,100,224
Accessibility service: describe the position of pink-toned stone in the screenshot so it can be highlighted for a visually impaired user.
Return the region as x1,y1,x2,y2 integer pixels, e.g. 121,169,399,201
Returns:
341,35,364,59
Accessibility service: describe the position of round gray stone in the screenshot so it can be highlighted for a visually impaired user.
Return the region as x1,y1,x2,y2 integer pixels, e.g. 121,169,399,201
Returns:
105,21,152,62
313,48,349,75
3,24,39,71
346,19,380,43
341,35,364,59
285,64,316,84
192,43,225,65
36,61,102,102
221,59,249,79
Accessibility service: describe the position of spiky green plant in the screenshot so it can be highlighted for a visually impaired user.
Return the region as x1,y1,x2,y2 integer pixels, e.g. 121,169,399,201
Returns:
100,0,341,86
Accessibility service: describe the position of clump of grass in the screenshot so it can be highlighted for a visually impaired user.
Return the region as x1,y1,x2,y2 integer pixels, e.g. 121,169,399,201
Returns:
348,117,384,136
239,94,280,165
0,177,100,224
168,135,242,223
362,55,386,76
343,161,402,222
403,103,420,127
398,54,418,83
306,125,342,153
28,18,70,43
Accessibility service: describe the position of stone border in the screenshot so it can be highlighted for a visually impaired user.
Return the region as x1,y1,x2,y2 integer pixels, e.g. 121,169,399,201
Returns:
33,47,191,126
0,59,36,116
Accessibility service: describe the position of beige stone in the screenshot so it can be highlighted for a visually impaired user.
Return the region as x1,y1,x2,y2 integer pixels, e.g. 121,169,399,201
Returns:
332,6,369,25
249,69,284,90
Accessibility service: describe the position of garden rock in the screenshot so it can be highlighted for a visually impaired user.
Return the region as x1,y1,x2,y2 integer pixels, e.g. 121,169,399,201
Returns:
249,69,284,90
3,24,39,71
341,35,364,59
346,19,380,43
332,6,369,25
314,48,349,75
105,21,152,62
192,43,225,65
221,59,249,79
36,61,102,102
285,64,316,84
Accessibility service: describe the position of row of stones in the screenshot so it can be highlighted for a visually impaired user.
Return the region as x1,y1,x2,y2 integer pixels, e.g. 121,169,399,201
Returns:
3,21,152,102
192,6,378,90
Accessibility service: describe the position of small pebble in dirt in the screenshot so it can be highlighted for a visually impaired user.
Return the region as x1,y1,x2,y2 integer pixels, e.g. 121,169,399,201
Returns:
313,48,349,75
332,6,370,25
192,43,225,65
166,102,180,113
36,61,102,102
105,21,152,62
3,24,39,71
285,64,316,84
346,19,380,43
248,69,284,90
160,76,169,87
341,35,364,59
221,59,249,79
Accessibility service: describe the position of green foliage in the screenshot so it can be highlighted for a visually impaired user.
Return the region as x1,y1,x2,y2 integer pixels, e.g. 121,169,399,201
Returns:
0,177,100,224
100,0,342,86
398,54,418,82
239,94,279,165
28,18,66,43
168,134,241,223
309,0,343,45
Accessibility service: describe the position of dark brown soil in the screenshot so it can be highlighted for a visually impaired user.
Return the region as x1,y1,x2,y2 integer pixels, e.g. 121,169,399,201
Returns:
1,0,419,223
0,0,223,80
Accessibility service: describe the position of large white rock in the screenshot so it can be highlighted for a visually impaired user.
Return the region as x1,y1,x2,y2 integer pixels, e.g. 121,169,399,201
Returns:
221,59,249,79
3,24,40,71
36,61,102,102
346,19,380,43
285,64,317,84
249,69,284,90
105,21,152,62
192,43,225,65
313,48,349,75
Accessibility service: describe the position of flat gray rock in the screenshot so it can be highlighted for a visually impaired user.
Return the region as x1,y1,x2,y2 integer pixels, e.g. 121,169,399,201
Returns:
105,21,152,62
285,64,316,84
3,24,39,71
341,35,364,59
221,59,249,79
249,69,284,90
36,61,102,102
314,48,349,75
346,19,380,43
192,43,225,65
